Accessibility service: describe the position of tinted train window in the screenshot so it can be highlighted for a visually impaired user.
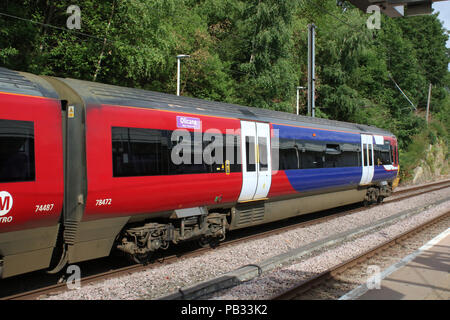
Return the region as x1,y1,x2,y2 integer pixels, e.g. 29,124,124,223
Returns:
374,142,392,166
278,138,299,170
245,136,256,172
258,137,268,171
301,150,324,169
0,119,35,183
276,138,360,170
363,144,368,166
112,127,169,177
112,127,241,177
225,135,242,173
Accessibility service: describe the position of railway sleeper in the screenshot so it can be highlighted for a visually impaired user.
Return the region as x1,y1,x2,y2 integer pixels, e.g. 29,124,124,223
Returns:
116,213,227,263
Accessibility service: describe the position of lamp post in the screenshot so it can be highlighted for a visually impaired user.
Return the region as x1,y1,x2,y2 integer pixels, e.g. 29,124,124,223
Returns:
176,54,190,96
296,86,306,115
308,24,316,117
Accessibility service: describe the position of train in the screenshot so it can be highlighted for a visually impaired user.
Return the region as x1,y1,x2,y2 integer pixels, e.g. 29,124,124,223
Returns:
0,67,399,279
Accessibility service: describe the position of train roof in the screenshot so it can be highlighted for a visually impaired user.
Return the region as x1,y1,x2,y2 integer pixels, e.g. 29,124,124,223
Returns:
0,67,59,99
0,67,394,136
60,77,393,136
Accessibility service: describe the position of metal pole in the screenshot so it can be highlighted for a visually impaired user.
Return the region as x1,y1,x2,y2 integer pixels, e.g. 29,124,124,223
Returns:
177,57,181,96
296,86,305,115
426,83,432,124
308,24,316,117
176,54,190,96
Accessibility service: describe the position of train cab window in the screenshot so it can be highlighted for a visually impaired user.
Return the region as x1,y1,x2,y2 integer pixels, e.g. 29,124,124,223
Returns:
389,145,394,164
375,142,392,166
0,119,35,183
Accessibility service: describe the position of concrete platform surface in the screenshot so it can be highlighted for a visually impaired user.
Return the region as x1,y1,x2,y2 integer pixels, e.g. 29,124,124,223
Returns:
339,228,449,300
359,230,449,300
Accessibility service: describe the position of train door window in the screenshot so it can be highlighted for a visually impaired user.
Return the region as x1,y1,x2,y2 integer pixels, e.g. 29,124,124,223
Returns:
245,136,256,172
258,137,268,171
0,119,35,183
368,144,373,166
362,144,368,166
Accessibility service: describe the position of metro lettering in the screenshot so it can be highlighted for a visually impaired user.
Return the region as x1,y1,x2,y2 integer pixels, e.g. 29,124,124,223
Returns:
0,196,10,211
0,216,13,223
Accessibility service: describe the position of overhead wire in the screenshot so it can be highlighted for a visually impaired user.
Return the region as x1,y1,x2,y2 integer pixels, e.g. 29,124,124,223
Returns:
0,11,106,42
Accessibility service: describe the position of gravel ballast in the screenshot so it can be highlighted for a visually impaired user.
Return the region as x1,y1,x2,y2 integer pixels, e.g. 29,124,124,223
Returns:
208,202,449,300
42,187,450,300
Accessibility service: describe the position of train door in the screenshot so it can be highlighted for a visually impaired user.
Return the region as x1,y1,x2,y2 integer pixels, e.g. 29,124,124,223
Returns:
360,134,374,185
238,121,272,201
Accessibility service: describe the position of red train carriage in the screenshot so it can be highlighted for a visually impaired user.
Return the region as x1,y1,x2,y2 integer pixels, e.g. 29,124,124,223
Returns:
0,68,398,277
0,70,64,278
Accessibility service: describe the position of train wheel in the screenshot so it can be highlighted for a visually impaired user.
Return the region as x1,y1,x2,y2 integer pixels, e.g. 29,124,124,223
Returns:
198,236,220,249
130,252,153,265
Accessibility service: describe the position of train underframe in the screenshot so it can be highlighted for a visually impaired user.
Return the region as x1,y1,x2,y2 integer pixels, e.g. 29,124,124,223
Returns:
115,182,392,264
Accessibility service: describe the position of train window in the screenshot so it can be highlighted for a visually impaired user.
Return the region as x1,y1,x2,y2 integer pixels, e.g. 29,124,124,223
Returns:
324,144,340,168
277,138,299,170
374,142,392,166
0,119,35,183
225,135,242,173
301,150,324,169
277,139,360,170
338,151,360,167
368,144,373,166
389,145,394,164
395,145,398,165
279,148,298,170
324,153,338,168
258,137,268,171
112,127,241,177
112,127,169,177
363,144,368,166
301,141,325,169
245,136,256,172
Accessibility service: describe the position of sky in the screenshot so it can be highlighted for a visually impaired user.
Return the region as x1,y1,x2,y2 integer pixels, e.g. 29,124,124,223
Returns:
432,1,450,48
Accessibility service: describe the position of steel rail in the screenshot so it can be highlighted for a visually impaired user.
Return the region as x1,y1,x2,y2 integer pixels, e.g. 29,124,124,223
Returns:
3,179,449,300
271,210,450,300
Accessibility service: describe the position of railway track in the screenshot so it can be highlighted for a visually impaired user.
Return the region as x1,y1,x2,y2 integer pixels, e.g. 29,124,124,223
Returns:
2,178,449,300
271,209,449,300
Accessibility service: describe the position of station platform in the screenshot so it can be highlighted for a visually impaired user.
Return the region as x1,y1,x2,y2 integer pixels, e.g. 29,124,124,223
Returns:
340,228,450,300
